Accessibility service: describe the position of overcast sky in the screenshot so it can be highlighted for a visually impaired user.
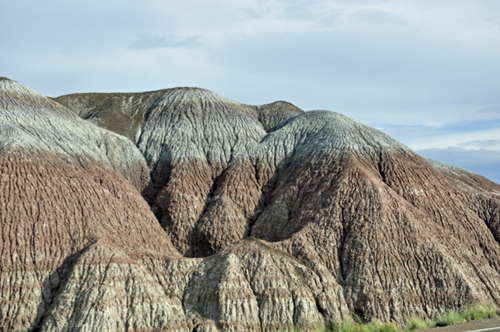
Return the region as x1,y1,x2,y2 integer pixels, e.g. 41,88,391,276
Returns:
2,0,499,183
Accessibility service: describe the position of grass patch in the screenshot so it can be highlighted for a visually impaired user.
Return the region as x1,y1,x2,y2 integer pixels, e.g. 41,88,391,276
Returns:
307,303,498,332
461,303,498,321
405,303,498,331
435,311,466,327
405,317,433,331
370,320,400,332
319,320,399,332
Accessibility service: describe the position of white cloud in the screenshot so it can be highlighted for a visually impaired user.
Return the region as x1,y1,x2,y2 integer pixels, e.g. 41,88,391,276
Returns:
392,127,500,151
1,0,500,184
351,9,407,27
458,139,500,149
130,35,201,50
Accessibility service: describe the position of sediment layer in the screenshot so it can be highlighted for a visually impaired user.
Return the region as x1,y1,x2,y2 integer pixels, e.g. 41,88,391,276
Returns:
1,78,499,331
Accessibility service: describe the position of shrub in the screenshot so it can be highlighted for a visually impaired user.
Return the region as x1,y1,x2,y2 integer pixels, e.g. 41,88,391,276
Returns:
370,320,399,332
301,303,498,332
435,311,466,327
461,303,497,321
405,316,432,331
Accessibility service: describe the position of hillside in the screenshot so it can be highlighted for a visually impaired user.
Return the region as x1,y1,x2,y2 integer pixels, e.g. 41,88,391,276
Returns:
1,77,500,331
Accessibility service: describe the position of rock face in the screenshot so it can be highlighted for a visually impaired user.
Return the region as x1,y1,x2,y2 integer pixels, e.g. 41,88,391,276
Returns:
1,78,500,331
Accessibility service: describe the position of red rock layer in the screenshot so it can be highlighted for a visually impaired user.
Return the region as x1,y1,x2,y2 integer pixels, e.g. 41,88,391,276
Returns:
7,82,494,330
255,151,500,322
0,149,185,331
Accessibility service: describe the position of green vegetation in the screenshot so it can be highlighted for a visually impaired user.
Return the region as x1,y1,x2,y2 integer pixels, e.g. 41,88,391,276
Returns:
434,311,466,327
461,303,498,322
406,303,497,331
329,320,399,332
405,317,433,331
294,303,498,332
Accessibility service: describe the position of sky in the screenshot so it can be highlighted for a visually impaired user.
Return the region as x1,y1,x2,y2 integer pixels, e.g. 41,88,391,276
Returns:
1,0,499,183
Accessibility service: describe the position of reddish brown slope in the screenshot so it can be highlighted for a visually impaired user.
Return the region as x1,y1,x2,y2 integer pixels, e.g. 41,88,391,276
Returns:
247,111,500,322
0,78,187,331
2,79,351,332
49,85,500,328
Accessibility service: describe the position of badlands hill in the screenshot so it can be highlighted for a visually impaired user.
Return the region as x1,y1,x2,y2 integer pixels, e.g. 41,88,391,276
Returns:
1,77,500,332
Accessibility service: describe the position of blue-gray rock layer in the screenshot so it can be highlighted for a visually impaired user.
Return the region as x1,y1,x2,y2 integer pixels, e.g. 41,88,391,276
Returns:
1,78,500,331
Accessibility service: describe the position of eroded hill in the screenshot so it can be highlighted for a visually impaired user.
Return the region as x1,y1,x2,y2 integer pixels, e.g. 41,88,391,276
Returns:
1,77,500,332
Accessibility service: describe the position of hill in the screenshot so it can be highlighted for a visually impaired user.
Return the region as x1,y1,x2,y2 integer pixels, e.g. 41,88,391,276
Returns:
1,77,499,331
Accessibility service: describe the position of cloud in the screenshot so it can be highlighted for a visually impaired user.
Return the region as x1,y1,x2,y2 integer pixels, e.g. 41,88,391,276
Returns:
3,0,500,135
130,35,201,50
417,147,500,184
2,0,500,184
477,105,500,115
458,139,500,149
444,119,500,132
376,125,442,139
352,9,407,27
375,119,500,151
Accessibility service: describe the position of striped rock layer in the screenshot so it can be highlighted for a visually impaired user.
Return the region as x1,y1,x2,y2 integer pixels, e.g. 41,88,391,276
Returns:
1,77,500,331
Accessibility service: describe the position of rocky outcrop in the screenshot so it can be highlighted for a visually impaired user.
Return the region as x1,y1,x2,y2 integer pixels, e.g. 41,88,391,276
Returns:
1,78,500,331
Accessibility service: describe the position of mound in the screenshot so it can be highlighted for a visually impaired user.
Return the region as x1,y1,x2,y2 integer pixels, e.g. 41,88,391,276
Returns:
57,86,500,325
0,78,186,331
1,78,499,331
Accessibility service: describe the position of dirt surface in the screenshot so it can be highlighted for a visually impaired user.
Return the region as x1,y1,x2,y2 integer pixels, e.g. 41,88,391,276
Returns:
426,317,500,332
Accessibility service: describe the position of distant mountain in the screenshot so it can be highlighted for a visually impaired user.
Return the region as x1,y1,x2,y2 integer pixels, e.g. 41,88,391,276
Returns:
1,77,500,331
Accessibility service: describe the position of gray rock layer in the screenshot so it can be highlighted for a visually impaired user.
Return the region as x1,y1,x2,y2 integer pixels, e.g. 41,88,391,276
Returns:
1,78,500,331
0,79,183,331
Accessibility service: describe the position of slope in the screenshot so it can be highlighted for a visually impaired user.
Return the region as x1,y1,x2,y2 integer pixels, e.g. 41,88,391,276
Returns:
0,78,187,331
46,83,500,327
